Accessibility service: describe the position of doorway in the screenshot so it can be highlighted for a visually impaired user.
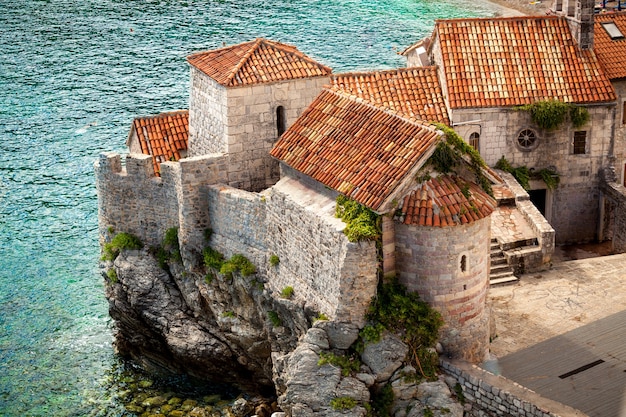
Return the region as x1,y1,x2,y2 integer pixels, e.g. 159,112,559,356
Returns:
529,189,547,216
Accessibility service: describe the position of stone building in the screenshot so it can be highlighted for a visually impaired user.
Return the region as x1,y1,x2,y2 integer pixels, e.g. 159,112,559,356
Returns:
404,0,617,244
96,0,626,366
186,38,331,191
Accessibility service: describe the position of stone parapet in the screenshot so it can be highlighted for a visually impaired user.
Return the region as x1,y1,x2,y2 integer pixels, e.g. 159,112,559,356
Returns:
441,359,588,417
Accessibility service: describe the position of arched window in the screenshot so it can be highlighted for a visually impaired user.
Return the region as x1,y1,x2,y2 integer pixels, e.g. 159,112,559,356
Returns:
276,106,286,137
469,132,480,151
460,255,467,273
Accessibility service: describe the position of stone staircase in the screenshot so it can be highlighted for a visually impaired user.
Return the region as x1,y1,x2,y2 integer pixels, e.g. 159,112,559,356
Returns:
489,238,518,285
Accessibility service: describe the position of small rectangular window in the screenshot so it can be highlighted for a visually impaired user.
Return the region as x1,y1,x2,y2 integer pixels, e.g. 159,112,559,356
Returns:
622,101,626,125
573,131,587,155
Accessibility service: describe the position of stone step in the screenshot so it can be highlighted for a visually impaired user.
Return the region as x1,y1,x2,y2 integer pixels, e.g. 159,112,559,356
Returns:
490,264,511,274
490,275,519,286
491,256,507,265
490,270,517,280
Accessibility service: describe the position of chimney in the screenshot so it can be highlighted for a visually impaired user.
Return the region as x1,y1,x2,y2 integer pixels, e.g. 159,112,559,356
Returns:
552,0,595,49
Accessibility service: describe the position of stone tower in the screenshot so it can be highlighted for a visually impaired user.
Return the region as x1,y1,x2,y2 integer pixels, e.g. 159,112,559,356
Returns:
553,0,595,49
394,176,497,363
186,38,331,192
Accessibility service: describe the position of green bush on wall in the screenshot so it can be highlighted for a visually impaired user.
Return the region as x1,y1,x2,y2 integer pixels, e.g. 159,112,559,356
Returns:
516,99,589,130
102,232,143,261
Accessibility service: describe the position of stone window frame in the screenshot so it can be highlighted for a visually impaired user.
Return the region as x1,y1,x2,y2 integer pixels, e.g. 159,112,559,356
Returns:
572,130,587,155
458,251,470,276
468,131,480,152
276,106,287,137
515,128,540,152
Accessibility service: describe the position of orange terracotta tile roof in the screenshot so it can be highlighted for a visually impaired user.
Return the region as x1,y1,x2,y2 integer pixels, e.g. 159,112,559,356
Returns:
329,67,450,125
594,12,626,79
187,38,332,87
270,88,441,211
435,16,616,108
400,175,496,227
129,110,188,176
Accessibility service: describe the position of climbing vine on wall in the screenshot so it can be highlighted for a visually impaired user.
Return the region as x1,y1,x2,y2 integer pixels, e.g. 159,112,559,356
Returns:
515,99,589,130
495,156,560,190
429,123,493,196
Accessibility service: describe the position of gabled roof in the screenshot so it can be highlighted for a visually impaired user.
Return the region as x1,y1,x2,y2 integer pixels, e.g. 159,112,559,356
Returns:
187,38,332,87
594,12,626,79
434,16,616,108
400,175,496,227
270,88,441,212
128,110,188,176
329,67,450,125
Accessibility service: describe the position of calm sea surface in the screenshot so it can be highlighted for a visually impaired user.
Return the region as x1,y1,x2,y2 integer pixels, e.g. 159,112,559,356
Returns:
0,0,501,415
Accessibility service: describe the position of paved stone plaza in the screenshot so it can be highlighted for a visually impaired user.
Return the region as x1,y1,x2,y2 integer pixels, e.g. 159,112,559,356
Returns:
489,253,626,416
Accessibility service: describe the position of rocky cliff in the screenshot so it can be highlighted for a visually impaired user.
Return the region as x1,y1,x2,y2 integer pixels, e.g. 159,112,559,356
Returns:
101,248,464,417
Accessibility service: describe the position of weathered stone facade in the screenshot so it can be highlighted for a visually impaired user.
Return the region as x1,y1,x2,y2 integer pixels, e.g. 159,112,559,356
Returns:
188,67,329,191
395,217,491,363
449,105,614,244
95,152,379,326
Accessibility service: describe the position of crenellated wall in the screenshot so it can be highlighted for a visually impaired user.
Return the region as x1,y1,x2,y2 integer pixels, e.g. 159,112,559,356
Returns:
94,152,180,247
95,152,379,325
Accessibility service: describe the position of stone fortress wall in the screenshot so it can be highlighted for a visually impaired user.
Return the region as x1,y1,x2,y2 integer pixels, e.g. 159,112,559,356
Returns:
94,151,378,325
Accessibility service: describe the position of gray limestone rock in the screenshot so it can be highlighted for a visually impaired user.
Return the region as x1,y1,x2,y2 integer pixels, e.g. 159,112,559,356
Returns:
315,321,360,350
361,333,408,382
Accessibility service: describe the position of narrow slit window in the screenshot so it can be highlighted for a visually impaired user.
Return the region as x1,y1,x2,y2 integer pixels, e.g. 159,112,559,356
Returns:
622,101,626,125
276,106,286,137
460,255,467,272
573,131,587,155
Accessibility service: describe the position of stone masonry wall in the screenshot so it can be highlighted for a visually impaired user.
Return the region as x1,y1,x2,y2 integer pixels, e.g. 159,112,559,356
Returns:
188,67,228,157
96,151,379,326
223,76,329,191
610,80,626,185
395,218,491,363
94,153,179,248
441,359,588,417
453,105,614,243
189,68,329,192
206,174,379,325
601,179,626,253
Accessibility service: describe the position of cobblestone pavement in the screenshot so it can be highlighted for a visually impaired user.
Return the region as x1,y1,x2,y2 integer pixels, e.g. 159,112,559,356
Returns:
489,253,626,358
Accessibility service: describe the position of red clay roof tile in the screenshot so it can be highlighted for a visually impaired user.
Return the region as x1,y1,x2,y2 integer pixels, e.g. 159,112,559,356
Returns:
400,175,496,227
270,88,441,211
594,12,626,79
329,67,450,125
187,38,332,87
434,16,616,108
130,110,188,176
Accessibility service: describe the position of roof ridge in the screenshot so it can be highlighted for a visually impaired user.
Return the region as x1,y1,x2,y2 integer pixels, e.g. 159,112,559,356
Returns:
331,66,437,79
329,87,436,130
224,38,264,86
261,38,332,74
436,14,558,24
133,110,189,120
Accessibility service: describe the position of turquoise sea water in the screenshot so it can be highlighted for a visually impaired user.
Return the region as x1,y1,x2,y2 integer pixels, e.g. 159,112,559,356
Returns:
0,0,502,415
